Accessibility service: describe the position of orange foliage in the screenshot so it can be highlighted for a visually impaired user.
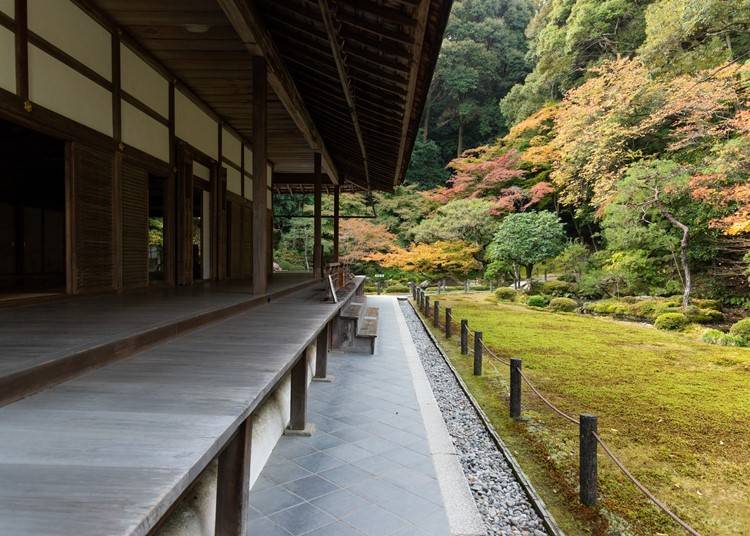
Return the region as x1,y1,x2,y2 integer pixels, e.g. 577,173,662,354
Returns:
370,240,482,279
339,219,397,263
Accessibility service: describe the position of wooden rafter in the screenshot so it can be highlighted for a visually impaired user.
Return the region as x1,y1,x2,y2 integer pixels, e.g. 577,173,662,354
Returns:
393,0,430,185
216,0,340,185
318,0,371,190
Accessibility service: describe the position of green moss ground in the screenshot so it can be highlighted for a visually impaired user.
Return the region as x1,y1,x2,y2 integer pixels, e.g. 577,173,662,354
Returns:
415,293,750,535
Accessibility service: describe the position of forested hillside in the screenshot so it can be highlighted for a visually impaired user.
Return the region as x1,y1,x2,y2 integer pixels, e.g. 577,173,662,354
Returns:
275,0,750,310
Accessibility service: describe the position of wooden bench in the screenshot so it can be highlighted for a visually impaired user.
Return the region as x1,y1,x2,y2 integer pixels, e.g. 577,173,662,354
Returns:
334,296,379,354
0,277,366,536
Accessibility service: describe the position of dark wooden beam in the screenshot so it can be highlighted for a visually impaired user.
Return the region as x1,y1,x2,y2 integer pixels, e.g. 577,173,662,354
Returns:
314,323,328,380
216,0,340,185
318,0,370,190
252,56,268,295
313,152,322,278
215,417,252,536
273,172,332,185
14,0,28,102
394,0,430,184
288,355,308,431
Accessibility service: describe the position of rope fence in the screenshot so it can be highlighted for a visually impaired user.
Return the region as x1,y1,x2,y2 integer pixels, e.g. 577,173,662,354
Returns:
409,287,701,536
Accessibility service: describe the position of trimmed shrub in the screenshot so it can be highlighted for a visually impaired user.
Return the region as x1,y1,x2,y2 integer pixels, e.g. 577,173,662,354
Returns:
527,295,550,308
384,284,409,293
542,280,577,297
655,312,689,331
691,308,724,324
472,285,490,291
549,297,577,312
701,328,724,344
730,319,750,341
701,329,746,347
495,287,518,301
719,334,747,347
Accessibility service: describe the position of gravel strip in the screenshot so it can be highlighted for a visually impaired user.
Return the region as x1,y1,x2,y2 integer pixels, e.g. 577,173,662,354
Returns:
400,300,548,536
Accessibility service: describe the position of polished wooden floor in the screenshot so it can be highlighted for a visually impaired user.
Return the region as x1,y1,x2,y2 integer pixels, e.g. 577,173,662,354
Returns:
0,277,363,536
0,273,316,405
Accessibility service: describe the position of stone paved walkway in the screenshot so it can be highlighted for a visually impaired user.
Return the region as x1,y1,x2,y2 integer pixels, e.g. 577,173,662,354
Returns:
248,296,452,536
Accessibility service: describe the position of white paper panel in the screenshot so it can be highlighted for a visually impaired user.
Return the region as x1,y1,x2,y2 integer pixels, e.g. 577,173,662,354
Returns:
193,161,210,181
266,163,273,187
176,89,218,160
121,44,168,118
266,188,272,207
244,146,253,173
0,27,15,93
121,100,169,163
225,165,241,195
29,45,112,136
244,175,252,201
28,0,111,80
0,0,14,18
222,128,241,167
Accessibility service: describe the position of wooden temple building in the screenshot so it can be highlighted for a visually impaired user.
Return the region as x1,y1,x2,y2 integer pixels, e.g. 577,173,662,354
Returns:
0,0,451,535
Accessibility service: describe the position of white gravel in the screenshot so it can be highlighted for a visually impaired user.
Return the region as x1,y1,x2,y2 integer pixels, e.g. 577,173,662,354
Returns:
400,300,548,536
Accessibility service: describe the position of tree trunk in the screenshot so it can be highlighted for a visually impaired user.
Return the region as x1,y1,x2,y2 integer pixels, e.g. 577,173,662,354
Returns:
660,207,691,307
464,279,469,293
513,263,520,289
525,264,534,281
457,121,464,157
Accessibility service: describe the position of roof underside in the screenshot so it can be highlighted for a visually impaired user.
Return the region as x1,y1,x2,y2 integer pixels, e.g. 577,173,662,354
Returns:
257,0,451,191
90,0,451,192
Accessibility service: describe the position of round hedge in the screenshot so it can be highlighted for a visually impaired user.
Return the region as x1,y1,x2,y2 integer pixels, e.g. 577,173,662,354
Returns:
494,287,518,301
526,295,549,308
549,297,577,312
729,318,750,341
654,312,689,331
542,280,577,296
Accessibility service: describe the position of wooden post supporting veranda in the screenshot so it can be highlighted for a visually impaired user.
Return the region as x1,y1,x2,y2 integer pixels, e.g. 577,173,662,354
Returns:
287,355,311,435
332,185,340,263
215,417,252,536
313,153,323,279
314,323,331,382
252,56,269,295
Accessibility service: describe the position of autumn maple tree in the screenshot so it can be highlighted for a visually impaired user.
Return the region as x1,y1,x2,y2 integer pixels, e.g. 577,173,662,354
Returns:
371,240,482,284
339,219,397,264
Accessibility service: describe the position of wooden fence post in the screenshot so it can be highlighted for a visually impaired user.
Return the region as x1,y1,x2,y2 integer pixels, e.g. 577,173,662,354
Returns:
424,295,430,316
473,331,483,376
433,301,440,327
579,414,598,507
445,308,452,338
460,320,468,355
510,358,522,420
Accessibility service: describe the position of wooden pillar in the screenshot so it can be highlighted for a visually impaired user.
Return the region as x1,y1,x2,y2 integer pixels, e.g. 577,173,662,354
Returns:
15,0,28,102
314,323,329,380
252,56,268,295
215,417,252,536
313,153,322,279
333,185,340,263
288,355,308,432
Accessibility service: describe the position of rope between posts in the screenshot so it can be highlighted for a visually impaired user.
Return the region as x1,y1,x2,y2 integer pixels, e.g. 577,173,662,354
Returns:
518,369,580,425
417,300,702,536
593,433,701,536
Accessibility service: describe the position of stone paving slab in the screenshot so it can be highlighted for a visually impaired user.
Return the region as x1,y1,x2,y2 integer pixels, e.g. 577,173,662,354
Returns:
250,296,454,536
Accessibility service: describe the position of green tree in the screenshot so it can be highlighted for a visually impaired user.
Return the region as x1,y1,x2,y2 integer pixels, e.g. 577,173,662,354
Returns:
412,199,498,246
639,0,750,75
501,0,652,126
404,134,451,189
488,211,567,284
416,0,535,165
